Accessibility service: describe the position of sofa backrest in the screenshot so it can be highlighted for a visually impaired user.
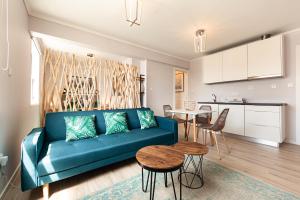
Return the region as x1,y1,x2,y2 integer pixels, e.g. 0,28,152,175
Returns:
45,107,151,142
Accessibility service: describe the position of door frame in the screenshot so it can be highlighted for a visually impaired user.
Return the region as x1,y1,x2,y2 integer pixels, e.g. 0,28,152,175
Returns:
173,68,189,109
296,45,300,145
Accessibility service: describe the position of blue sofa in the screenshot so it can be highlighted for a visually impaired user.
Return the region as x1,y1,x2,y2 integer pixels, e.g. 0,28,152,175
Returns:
21,108,178,191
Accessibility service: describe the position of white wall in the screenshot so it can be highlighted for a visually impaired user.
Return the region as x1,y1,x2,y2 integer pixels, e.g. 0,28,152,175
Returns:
29,17,189,69
146,60,174,116
0,0,39,195
189,31,300,145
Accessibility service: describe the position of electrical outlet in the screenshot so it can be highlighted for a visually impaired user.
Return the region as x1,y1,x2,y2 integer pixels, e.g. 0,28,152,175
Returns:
288,83,294,88
0,156,8,167
271,84,277,89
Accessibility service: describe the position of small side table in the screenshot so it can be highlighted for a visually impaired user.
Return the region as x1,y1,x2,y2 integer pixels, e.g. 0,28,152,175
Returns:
136,145,185,200
172,141,209,189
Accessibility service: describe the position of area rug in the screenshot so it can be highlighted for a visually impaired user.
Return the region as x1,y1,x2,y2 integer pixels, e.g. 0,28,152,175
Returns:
81,159,300,200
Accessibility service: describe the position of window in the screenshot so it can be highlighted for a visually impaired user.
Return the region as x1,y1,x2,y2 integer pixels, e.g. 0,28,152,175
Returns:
31,40,40,105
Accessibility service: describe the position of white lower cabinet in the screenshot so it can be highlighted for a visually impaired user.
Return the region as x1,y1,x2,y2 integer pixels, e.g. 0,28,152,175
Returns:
245,105,284,143
219,105,245,136
197,103,285,146
245,124,281,142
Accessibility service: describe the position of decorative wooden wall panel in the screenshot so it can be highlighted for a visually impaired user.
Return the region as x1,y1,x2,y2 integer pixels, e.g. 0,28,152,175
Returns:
41,49,140,124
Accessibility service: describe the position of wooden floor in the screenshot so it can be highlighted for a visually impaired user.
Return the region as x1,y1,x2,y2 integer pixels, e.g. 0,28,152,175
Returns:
3,124,300,200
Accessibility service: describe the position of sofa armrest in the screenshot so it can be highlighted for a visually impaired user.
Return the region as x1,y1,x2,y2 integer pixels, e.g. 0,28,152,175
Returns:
21,128,45,191
155,116,178,143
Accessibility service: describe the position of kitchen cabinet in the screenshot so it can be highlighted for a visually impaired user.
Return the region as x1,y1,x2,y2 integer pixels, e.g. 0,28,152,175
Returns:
245,105,284,143
222,45,248,81
201,35,284,84
202,53,222,84
247,35,283,78
197,102,285,147
219,105,245,136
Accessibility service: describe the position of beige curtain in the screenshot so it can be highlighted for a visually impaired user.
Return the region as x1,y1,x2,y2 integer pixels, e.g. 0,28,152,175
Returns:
40,48,140,125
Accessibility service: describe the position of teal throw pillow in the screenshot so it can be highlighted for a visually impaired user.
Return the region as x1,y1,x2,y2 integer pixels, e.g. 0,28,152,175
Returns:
103,112,129,135
137,110,157,129
64,115,97,142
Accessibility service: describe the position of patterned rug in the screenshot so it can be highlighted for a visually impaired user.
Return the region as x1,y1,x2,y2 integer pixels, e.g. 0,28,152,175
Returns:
81,159,300,200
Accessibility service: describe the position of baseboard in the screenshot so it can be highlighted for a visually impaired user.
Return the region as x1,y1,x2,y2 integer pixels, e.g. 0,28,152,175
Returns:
0,163,20,200
223,133,280,147
284,138,300,145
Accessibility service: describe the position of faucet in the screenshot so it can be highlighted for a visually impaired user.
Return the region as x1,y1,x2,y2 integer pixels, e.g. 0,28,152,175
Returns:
212,93,217,102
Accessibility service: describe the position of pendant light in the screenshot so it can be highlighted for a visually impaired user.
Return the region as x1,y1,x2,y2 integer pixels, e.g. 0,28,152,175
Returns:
125,0,142,26
194,29,206,53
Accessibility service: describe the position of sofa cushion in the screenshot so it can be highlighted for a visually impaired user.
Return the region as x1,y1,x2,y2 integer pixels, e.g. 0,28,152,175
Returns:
137,110,157,129
103,112,129,135
64,115,97,141
45,108,151,142
37,128,175,176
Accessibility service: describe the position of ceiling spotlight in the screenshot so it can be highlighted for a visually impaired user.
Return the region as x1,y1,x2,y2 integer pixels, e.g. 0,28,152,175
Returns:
194,29,206,53
125,0,142,26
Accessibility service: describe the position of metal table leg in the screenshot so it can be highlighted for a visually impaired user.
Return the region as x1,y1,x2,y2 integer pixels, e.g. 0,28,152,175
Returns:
142,168,150,192
178,155,204,189
141,169,182,200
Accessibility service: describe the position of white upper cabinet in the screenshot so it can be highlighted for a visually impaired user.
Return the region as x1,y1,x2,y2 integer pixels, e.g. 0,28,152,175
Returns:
247,35,283,78
202,52,222,84
222,45,248,81
201,35,284,84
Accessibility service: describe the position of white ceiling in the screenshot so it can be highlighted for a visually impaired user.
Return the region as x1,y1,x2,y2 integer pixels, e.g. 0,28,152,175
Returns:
25,0,300,60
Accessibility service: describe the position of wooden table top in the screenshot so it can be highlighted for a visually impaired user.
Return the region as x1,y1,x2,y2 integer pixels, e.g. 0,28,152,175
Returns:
172,141,209,155
136,145,184,172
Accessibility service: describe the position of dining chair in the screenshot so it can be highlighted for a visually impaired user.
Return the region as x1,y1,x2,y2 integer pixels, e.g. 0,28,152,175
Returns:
187,105,212,142
203,108,231,160
163,105,187,136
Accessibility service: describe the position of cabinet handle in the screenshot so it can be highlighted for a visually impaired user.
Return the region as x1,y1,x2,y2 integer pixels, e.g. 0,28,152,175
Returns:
247,123,271,127
248,74,282,80
246,110,278,113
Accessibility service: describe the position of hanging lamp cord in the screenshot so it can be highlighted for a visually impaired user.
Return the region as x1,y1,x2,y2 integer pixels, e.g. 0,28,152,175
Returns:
1,0,9,72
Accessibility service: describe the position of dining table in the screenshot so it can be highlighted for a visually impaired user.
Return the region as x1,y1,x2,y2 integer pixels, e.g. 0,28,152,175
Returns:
166,109,213,142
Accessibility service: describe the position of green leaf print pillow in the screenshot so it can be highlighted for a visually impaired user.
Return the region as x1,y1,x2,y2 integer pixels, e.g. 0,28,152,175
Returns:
137,110,157,129
64,115,97,142
103,112,129,135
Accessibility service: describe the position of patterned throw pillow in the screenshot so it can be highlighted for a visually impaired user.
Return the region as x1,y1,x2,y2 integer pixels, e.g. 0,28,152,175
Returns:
103,112,129,135
64,115,97,142
137,110,157,129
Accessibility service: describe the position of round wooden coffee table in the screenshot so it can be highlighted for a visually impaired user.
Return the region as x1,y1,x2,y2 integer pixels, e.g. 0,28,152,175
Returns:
136,145,185,200
172,141,209,189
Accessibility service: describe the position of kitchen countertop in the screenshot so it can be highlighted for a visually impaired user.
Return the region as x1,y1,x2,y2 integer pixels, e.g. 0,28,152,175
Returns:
197,101,287,106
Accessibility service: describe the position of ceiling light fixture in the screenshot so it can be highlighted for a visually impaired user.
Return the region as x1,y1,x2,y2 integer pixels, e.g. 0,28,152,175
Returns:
194,29,206,53
125,0,142,26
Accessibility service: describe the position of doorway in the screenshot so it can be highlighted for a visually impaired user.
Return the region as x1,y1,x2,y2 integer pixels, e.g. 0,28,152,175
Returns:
174,69,188,111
